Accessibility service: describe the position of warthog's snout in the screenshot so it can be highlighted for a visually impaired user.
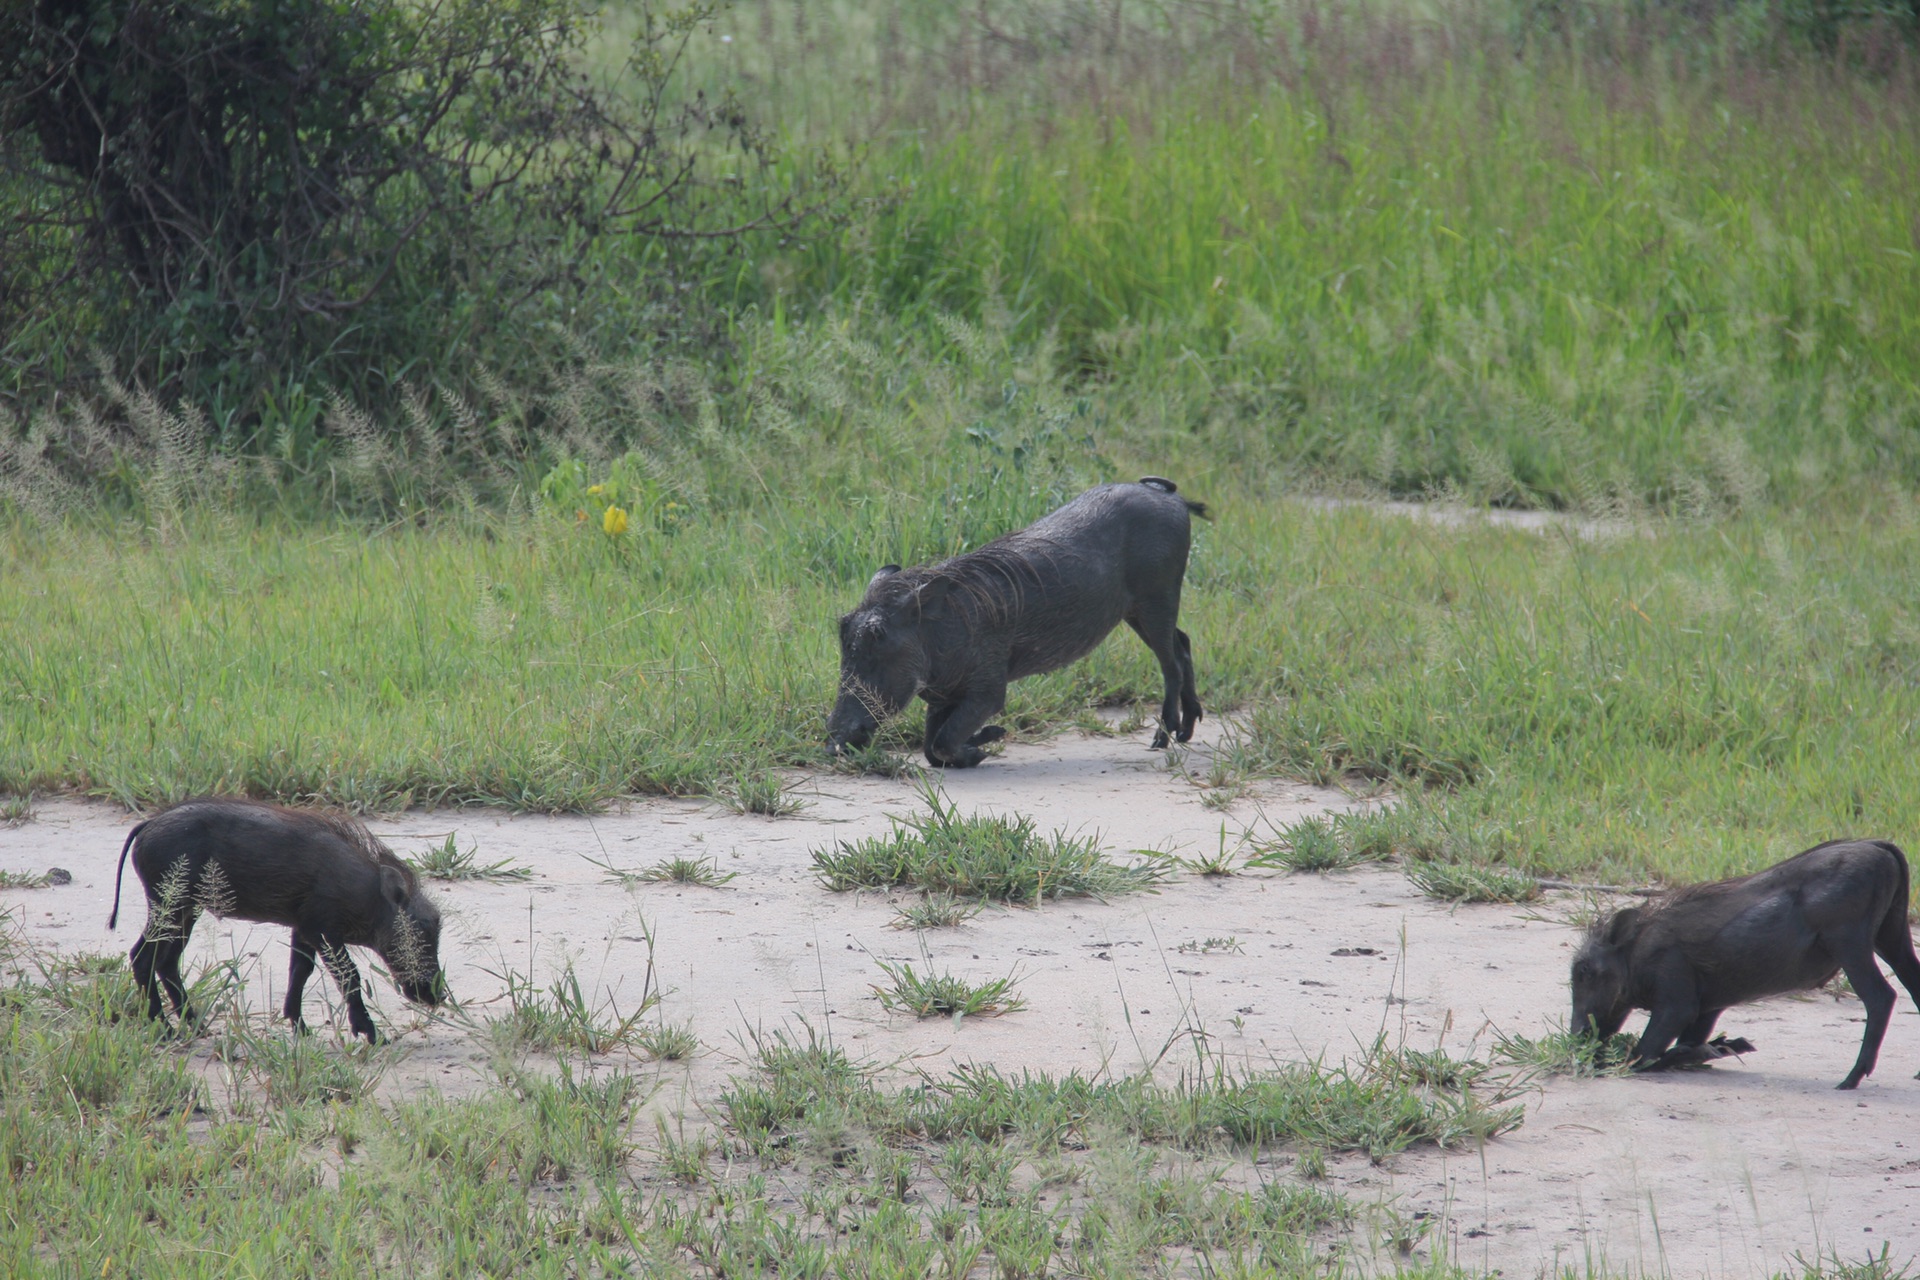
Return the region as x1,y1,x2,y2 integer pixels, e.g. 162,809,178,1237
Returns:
403,970,449,1008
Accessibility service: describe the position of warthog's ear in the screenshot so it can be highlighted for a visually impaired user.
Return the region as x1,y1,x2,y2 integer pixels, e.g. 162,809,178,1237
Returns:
867,565,901,590
1603,907,1642,946
379,864,412,909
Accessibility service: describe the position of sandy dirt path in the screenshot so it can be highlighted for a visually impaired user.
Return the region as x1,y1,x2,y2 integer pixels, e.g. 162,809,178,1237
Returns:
5,721,1918,1277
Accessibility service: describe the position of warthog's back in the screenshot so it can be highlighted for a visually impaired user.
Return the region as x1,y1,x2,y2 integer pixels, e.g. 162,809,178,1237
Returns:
940,481,1199,680
134,799,410,928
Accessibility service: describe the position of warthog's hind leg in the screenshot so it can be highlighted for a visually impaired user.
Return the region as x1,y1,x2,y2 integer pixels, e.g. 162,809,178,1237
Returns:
1837,938,1897,1089
1127,607,1193,749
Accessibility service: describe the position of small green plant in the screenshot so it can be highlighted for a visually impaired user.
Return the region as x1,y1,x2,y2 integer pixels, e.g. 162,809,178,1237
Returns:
0,793,33,825
0,869,51,889
1787,1244,1918,1280
891,893,983,930
655,1120,715,1185
483,959,659,1056
1246,814,1360,872
636,1021,700,1062
1405,861,1540,904
1175,826,1243,876
871,958,1026,1019
408,834,532,882
1378,1203,1433,1256
720,770,806,816
1175,936,1243,955
627,855,739,888
829,742,919,779
1492,1027,1637,1078
814,784,1169,903
232,1025,383,1107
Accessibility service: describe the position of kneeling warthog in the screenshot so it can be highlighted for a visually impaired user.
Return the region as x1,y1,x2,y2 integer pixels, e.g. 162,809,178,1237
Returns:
827,477,1206,767
109,798,447,1042
1572,838,1920,1088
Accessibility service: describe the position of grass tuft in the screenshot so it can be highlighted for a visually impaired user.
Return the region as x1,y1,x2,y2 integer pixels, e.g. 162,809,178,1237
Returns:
813,785,1169,903
635,1021,700,1062
890,892,983,930
720,769,807,816
628,855,739,887
871,958,1026,1019
1492,1027,1638,1079
1405,861,1541,904
407,834,532,883
1247,815,1363,873
482,959,660,1057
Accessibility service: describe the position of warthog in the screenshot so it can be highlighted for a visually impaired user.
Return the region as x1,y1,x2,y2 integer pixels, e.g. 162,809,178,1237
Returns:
1572,838,1920,1088
109,798,446,1042
826,477,1206,767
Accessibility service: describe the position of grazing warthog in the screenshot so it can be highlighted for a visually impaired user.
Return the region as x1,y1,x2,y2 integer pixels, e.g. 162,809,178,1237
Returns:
1571,838,1920,1089
827,477,1206,767
109,798,446,1043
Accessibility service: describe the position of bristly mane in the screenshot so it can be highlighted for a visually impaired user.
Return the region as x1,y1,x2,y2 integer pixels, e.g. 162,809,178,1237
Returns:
160,797,421,895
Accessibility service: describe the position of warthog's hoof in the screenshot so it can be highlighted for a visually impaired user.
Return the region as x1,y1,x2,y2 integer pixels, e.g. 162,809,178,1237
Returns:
966,725,1007,748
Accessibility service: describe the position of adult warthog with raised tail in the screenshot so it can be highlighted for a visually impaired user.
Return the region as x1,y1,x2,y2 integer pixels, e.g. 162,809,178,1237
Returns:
827,477,1206,768
1572,838,1920,1089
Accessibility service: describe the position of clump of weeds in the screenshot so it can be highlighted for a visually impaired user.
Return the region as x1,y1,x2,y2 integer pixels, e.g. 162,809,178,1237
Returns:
407,833,532,882
720,769,807,816
871,956,1026,1019
813,781,1169,903
1406,860,1540,904
890,893,983,929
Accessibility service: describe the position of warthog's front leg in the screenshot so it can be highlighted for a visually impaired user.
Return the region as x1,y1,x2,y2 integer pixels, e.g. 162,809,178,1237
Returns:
317,937,383,1044
285,929,320,1034
924,688,1008,768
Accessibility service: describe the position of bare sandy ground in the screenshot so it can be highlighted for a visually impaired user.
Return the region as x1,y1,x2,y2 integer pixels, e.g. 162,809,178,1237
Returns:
5,722,1918,1277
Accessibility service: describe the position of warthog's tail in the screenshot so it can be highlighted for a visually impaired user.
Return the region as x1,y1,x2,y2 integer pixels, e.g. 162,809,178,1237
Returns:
1138,476,1211,521
1875,839,1920,966
107,821,145,931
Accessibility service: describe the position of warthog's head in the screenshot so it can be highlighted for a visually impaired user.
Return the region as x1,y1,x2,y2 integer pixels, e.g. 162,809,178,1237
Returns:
826,566,944,754
375,865,448,1008
1569,906,1639,1040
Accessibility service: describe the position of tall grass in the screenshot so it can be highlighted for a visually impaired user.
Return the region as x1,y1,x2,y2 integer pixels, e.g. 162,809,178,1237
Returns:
709,0,1920,504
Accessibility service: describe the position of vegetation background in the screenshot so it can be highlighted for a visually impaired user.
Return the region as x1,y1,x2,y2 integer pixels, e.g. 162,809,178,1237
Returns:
5,2,1920,1274
5,0,1920,887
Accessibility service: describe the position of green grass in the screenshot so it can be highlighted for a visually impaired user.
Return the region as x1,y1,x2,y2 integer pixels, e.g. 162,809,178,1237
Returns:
811,785,1172,901
405,833,533,882
618,855,739,888
889,892,983,930
9,470,1920,884
749,1,1920,508
719,769,807,816
481,958,662,1057
1247,815,1373,873
870,957,1027,1019
1404,861,1543,905
1492,1027,1639,1079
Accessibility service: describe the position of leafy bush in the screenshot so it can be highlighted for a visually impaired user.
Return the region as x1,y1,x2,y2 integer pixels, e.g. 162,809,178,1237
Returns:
0,0,825,434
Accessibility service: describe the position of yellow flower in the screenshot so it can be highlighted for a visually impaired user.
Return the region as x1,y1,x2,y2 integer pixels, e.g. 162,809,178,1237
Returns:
602,505,629,536
587,484,605,497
